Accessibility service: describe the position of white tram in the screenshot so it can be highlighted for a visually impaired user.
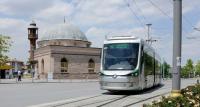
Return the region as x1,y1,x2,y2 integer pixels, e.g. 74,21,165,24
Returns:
100,36,162,91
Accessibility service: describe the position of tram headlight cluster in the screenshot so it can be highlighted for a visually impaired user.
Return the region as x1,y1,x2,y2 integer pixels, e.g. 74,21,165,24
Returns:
128,72,138,77
100,82,134,87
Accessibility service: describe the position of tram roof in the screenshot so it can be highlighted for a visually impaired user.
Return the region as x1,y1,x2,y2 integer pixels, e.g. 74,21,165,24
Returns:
104,36,142,44
104,35,161,61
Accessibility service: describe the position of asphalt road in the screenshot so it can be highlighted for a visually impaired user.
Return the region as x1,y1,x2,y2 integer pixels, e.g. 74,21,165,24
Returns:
0,82,106,107
0,79,198,107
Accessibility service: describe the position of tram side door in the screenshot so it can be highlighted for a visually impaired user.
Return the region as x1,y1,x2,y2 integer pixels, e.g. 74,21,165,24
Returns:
143,47,148,88
144,49,154,88
140,45,146,89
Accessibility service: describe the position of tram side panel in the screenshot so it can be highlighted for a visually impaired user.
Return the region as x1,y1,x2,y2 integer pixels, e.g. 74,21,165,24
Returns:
154,54,162,85
143,47,155,89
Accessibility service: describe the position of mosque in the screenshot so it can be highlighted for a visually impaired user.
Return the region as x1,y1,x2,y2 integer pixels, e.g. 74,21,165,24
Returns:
28,21,101,79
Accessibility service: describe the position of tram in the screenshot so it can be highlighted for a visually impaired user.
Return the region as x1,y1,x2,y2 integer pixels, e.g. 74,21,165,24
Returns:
99,36,162,91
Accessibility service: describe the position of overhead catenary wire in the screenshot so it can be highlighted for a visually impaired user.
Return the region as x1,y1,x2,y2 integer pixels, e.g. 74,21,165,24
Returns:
147,0,192,37
123,0,148,37
132,0,149,23
123,0,146,29
168,0,196,29
147,0,173,20
131,0,162,43
169,1,200,40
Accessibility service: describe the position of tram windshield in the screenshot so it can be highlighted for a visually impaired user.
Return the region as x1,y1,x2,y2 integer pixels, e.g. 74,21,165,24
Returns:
103,43,139,70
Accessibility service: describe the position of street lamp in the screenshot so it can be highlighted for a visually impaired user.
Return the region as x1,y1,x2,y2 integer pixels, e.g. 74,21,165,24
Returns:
146,23,152,41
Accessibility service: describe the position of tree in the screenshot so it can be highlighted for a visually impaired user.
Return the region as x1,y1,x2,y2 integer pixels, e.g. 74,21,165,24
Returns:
0,34,11,66
195,60,200,77
181,59,194,78
181,66,189,78
162,61,171,78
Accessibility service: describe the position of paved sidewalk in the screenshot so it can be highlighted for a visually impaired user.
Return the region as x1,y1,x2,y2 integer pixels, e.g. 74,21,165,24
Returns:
29,79,198,107
0,78,99,84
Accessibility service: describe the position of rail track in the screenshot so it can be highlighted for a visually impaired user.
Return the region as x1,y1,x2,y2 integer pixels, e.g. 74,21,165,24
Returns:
49,92,169,107
40,85,171,107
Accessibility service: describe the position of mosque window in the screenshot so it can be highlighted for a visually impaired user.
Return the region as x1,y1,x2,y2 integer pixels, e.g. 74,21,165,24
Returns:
88,59,95,73
61,58,68,72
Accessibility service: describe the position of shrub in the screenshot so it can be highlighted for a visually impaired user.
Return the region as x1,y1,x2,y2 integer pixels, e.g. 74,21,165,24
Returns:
144,84,200,107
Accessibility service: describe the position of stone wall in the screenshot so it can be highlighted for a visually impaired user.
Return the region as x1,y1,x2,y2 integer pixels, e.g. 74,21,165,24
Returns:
53,73,99,79
34,45,101,79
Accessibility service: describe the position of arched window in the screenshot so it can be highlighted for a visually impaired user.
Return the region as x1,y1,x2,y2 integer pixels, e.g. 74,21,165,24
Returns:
88,59,95,73
61,58,68,72
41,59,44,74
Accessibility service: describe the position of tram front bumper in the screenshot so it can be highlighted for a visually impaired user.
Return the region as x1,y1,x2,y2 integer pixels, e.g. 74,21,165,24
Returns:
100,76,140,90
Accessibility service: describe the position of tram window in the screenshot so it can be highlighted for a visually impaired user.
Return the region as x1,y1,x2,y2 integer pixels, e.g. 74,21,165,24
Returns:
144,52,154,76
103,43,139,70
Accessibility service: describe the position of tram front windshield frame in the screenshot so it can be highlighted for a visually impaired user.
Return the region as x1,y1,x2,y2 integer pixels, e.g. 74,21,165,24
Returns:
103,43,139,70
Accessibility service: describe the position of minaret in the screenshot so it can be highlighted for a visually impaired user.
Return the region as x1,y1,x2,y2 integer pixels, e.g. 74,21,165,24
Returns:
28,20,38,61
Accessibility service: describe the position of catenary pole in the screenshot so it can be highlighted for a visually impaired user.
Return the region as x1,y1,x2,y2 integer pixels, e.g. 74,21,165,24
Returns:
171,0,182,97
146,23,152,43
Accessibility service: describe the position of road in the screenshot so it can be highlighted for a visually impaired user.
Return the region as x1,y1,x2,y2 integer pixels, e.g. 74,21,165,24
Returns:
0,79,198,107
0,81,106,107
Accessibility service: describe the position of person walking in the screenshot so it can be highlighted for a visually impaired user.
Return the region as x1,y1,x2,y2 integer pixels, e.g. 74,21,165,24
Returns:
17,70,22,81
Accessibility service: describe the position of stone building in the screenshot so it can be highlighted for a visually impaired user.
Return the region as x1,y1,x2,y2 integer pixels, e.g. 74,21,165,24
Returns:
8,59,24,78
0,59,24,79
32,22,101,79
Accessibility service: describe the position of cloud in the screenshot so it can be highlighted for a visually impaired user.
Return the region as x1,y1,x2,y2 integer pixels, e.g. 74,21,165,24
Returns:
0,0,199,65
182,39,200,64
86,27,111,47
86,26,153,47
34,0,73,24
0,18,29,61
0,0,53,17
0,18,27,40
72,0,135,27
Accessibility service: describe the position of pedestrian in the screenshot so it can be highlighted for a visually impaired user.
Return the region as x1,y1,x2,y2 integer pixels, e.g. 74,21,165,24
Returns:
17,70,22,81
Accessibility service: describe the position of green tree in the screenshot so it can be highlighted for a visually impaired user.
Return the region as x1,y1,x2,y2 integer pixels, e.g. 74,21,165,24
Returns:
162,61,171,78
181,59,194,78
195,60,200,77
181,66,189,78
0,34,11,66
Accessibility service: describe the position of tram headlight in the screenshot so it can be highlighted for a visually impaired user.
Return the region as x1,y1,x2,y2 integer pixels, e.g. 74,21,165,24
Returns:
133,72,138,76
129,72,138,77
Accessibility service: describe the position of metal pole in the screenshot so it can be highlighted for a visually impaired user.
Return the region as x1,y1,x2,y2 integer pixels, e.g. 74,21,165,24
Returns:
171,0,182,97
146,23,152,43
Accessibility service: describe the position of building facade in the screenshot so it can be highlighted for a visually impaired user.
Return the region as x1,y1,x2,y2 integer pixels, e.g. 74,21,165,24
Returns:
7,59,24,78
33,22,101,79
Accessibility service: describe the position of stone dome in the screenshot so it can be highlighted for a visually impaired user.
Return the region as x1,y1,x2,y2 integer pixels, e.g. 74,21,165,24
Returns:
39,23,88,41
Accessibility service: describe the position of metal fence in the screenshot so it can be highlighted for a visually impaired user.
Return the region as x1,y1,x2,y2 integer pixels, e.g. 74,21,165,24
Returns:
0,73,99,84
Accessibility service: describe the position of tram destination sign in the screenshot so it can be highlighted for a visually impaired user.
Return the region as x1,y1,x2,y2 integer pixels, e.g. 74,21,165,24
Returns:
109,44,129,49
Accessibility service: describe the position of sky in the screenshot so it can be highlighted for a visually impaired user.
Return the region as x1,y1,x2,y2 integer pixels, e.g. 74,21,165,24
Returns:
0,0,200,65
